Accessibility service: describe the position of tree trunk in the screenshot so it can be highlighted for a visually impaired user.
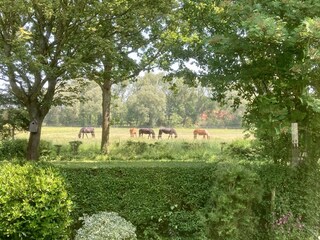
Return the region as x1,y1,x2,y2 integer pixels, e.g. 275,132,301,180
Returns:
26,118,43,161
100,79,112,154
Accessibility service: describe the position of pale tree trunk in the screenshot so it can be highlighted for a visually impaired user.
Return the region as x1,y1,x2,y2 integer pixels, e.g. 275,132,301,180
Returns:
100,79,112,154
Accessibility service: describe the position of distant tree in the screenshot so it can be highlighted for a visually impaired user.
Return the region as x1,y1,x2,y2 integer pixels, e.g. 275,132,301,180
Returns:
165,78,215,127
126,74,166,127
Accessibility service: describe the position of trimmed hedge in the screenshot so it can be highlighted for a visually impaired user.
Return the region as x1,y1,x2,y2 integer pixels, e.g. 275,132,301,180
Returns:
58,161,320,240
61,165,215,239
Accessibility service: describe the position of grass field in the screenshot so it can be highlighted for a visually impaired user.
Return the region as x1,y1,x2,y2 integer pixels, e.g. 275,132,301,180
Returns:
16,127,248,146
12,127,250,164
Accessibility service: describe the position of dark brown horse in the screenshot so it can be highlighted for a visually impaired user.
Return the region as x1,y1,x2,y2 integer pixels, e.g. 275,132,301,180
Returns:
139,128,155,139
193,129,210,139
78,127,95,138
158,127,177,139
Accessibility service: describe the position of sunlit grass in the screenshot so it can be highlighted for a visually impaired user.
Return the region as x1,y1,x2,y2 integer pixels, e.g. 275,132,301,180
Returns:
16,127,248,145
12,127,250,164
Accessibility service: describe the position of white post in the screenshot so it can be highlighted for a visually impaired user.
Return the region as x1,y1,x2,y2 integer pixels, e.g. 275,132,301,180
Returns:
291,123,299,166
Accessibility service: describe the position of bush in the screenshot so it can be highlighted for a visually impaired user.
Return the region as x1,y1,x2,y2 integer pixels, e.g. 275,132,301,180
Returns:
203,163,263,240
224,139,262,160
0,139,27,160
0,139,54,161
75,211,137,240
0,163,73,239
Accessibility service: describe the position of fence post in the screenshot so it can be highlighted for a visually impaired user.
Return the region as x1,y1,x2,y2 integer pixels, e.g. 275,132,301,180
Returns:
291,123,299,166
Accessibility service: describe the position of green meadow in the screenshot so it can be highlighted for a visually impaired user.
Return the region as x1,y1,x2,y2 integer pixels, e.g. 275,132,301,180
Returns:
16,127,247,145
13,127,249,164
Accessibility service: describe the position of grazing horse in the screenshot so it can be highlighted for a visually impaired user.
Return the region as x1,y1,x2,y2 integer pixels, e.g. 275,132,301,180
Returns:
158,127,178,139
78,127,95,138
139,128,155,139
129,128,137,137
193,129,210,139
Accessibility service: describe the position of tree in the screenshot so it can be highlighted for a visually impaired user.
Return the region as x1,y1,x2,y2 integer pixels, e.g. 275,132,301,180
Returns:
126,73,166,127
0,1,91,160
167,0,320,164
165,78,215,127
77,0,177,153
0,89,28,139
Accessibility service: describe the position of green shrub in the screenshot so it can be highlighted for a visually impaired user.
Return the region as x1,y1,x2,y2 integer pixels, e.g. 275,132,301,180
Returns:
0,139,27,160
257,162,320,240
60,166,215,239
108,140,220,161
203,163,263,240
58,160,320,240
0,139,54,161
224,139,262,160
75,211,137,240
0,163,73,239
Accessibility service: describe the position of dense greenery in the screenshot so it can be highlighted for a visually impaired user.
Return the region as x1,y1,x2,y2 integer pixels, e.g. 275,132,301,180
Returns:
58,158,320,239
44,74,244,128
0,163,73,239
167,0,320,165
1,139,320,239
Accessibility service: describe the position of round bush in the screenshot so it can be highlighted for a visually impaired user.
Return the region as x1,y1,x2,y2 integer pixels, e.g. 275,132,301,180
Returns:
75,211,137,240
0,163,73,239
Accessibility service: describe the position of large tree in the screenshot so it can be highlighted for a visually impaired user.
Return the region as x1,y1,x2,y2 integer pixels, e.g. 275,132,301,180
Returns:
167,0,320,164
78,0,177,153
0,0,90,160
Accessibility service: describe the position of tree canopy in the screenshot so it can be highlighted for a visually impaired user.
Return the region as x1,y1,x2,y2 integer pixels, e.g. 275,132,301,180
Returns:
165,0,320,164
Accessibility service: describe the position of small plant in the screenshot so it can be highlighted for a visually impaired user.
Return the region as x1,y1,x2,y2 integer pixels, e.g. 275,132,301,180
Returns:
75,211,137,240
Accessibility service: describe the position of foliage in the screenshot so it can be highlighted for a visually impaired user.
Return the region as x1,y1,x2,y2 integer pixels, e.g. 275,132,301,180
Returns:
0,0,93,160
44,74,244,128
257,162,320,240
167,0,320,164
223,139,263,161
0,139,28,160
75,211,137,240
108,140,220,161
203,163,263,240
77,0,177,153
0,139,54,161
126,75,167,127
55,152,320,240
0,163,73,239
60,165,214,239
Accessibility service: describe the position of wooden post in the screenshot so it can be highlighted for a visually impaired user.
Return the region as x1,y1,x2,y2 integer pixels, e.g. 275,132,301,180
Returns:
291,123,299,166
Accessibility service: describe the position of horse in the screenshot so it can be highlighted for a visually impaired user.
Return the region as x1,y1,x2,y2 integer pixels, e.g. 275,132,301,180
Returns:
158,127,177,139
129,128,137,137
78,127,95,138
193,129,210,139
139,128,155,139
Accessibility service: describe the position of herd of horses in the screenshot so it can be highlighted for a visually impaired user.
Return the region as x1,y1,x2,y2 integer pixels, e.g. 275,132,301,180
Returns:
78,127,210,139
129,127,210,139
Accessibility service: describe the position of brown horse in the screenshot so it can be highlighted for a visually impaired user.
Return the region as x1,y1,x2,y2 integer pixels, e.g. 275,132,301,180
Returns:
158,127,177,139
139,128,155,139
78,127,95,138
129,128,137,137
193,129,210,139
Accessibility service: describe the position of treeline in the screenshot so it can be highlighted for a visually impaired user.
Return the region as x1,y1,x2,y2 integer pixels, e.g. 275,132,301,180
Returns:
44,73,244,128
